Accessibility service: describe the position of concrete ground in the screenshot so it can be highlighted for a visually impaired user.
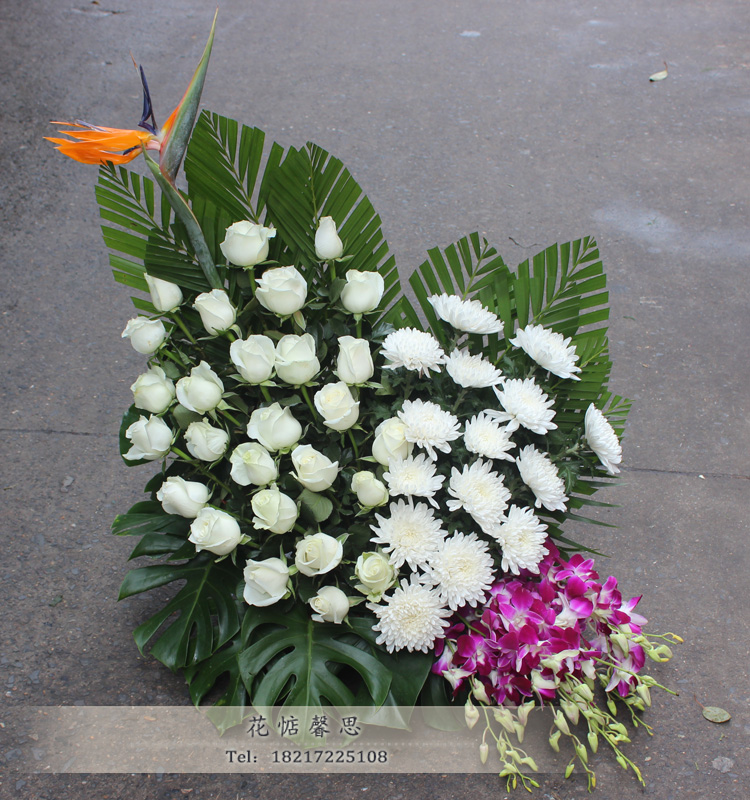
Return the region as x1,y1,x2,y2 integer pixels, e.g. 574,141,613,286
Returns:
2,0,749,798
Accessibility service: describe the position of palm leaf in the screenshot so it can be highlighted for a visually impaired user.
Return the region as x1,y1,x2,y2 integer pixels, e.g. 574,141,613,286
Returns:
266,141,400,300
96,164,212,293
401,233,509,346
487,236,609,340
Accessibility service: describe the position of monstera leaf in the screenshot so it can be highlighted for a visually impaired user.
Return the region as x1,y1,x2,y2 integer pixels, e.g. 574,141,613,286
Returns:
238,605,392,709
118,554,242,670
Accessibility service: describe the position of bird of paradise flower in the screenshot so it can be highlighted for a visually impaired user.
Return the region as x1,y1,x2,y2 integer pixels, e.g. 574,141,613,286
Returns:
47,11,222,289
47,10,216,186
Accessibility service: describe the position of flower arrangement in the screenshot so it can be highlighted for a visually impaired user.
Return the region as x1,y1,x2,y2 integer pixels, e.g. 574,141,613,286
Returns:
47,15,678,790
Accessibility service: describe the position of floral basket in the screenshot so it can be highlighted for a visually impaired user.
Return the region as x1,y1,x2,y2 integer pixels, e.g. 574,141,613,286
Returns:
47,15,678,790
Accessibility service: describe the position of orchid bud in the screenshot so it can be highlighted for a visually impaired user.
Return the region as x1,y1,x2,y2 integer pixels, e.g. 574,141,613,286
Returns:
573,683,594,703
636,685,652,707
610,632,630,654
464,699,480,729
553,711,570,735
479,742,489,764
471,678,489,704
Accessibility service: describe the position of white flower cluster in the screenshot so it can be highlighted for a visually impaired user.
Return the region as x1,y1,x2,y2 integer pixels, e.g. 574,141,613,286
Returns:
364,296,622,654
120,217,393,628
121,211,623,654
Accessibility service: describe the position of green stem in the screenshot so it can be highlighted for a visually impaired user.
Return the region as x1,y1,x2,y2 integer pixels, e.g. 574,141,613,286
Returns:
451,388,468,414
159,348,186,369
300,385,317,417
171,311,198,345
456,613,483,635
347,429,360,460
355,317,363,339
171,446,233,493
219,407,244,428
260,385,273,404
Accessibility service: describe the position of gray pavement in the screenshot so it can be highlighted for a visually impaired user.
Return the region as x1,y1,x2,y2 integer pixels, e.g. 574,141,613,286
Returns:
2,1,749,798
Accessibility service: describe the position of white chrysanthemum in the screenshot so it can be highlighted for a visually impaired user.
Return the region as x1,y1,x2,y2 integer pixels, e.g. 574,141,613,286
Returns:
516,445,568,512
428,294,503,335
463,413,516,462
369,576,451,652
585,404,622,475
370,500,447,569
383,454,446,507
445,349,503,389
491,505,549,575
381,328,446,377
397,399,460,460
423,532,495,610
447,459,511,531
488,377,557,435
510,324,581,380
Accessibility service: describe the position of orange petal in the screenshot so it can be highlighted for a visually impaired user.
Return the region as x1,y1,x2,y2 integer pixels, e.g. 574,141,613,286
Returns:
46,122,154,165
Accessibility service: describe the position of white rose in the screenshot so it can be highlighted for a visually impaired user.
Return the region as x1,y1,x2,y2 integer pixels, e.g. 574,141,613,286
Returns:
220,221,276,267
193,289,237,335
188,507,242,556
295,532,343,577
184,419,230,462
124,415,173,461
336,336,374,384
354,551,395,598
230,335,276,383
130,366,175,414
145,274,183,312
243,557,290,607
230,442,278,486
275,334,320,385
247,403,302,452
175,361,224,414
340,270,385,314
291,445,339,492
256,266,308,316
251,487,298,534
121,317,167,355
314,382,360,432
371,417,413,465
309,586,351,624
156,476,210,518
314,216,344,260
351,471,389,507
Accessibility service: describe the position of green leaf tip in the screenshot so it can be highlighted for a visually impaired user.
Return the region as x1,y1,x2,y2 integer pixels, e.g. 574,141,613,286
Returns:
159,9,218,184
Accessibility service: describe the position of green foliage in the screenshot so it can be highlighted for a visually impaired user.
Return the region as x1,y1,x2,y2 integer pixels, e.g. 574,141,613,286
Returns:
96,164,211,292
238,605,392,708
397,233,509,347
119,554,242,670
101,108,632,712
